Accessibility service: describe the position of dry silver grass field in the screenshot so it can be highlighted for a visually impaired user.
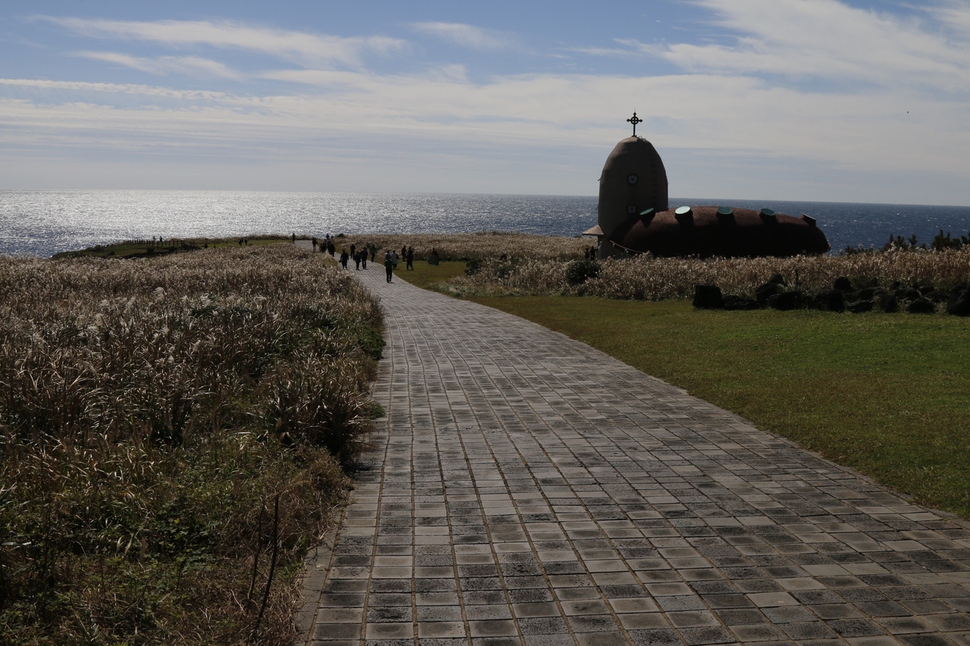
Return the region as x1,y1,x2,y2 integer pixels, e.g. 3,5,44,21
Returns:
429,244,970,301
1,244,382,646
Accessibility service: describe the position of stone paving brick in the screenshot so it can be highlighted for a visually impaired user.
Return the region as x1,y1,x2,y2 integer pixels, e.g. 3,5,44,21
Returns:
627,628,685,645
294,265,970,645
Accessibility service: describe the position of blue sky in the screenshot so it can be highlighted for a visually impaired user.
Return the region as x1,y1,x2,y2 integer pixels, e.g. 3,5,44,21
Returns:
2,0,969,205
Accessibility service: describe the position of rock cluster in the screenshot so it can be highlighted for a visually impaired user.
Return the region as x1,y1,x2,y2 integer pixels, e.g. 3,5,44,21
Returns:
693,275,970,316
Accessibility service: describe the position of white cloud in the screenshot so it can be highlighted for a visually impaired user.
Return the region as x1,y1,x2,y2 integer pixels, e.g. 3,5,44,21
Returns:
658,0,970,93
77,52,243,80
260,63,469,88
4,4,969,201
0,77,232,101
257,69,375,89
2,63,967,200
2,69,964,169
569,42,648,57
38,17,406,68
929,0,970,37
412,22,511,50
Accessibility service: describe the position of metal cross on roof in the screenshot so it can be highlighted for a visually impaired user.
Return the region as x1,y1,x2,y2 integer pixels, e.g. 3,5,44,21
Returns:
627,111,643,137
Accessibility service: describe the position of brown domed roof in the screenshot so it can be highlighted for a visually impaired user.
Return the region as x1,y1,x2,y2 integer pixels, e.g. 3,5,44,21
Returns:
609,206,830,258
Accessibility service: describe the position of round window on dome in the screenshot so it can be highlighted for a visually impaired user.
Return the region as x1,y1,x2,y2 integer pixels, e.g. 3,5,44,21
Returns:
627,174,638,185
626,204,638,214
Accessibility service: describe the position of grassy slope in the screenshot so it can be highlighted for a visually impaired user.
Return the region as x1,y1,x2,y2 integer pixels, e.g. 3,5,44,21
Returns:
402,262,970,518
51,236,290,259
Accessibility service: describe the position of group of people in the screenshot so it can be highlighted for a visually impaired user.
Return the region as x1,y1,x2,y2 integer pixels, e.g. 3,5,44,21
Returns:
313,235,375,270
311,236,431,283
312,235,337,256
339,244,371,270
382,246,415,282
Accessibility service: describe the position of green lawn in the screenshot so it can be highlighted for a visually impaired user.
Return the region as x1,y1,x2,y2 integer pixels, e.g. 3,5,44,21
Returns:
395,259,468,287
402,262,970,518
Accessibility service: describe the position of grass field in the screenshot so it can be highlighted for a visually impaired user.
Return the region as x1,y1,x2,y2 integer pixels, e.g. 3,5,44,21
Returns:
401,261,970,519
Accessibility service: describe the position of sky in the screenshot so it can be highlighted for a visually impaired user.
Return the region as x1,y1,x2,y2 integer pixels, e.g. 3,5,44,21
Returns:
1,0,969,205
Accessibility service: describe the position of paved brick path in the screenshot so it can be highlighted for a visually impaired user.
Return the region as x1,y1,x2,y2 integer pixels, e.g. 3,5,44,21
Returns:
296,260,970,645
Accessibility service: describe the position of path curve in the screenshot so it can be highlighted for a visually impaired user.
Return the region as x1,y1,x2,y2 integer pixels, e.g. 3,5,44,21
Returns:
297,258,970,645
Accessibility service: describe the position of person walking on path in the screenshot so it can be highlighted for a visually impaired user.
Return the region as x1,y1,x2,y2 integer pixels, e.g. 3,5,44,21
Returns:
406,246,414,270
383,250,393,282
339,249,349,269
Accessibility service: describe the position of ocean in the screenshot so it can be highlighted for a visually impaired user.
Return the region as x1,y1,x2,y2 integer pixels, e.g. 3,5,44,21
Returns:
1,190,968,258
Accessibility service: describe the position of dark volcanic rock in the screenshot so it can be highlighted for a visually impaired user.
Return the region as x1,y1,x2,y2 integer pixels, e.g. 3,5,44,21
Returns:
894,287,921,301
879,293,899,313
754,274,785,307
693,284,724,309
948,288,970,316
833,276,852,292
846,299,874,313
907,298,936,314
768,290,803,311
722,295,760,310
813,288,845,312
755,282,782,306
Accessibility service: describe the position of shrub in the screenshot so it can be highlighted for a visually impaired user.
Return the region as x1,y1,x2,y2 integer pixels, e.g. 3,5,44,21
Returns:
565,258,601,286
465,258,482,275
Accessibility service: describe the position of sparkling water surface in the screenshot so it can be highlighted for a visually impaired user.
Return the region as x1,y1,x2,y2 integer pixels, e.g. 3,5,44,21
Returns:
1,190,968,257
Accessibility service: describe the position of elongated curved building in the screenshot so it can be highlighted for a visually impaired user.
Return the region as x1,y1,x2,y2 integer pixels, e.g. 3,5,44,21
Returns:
587,115,830,258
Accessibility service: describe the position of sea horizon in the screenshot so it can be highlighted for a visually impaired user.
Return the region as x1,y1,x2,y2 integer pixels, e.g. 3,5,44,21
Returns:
7,187,970,208
2,189,969,259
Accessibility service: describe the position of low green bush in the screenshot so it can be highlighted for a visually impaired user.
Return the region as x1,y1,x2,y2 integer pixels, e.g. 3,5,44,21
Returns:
565,258,601,285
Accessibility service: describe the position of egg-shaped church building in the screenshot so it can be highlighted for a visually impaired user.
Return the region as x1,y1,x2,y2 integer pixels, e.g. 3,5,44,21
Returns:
586,114,830,258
